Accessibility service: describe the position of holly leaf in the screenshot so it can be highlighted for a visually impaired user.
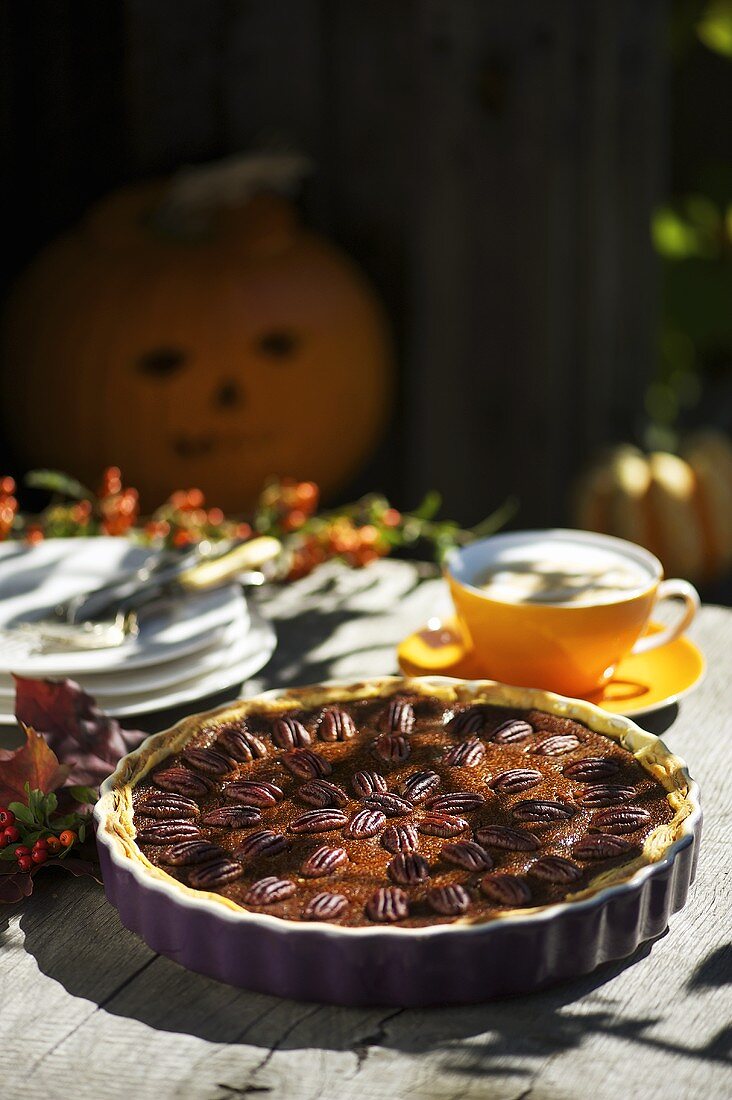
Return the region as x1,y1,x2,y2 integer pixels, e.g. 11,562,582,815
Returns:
13,676,147,788
0,725,70,805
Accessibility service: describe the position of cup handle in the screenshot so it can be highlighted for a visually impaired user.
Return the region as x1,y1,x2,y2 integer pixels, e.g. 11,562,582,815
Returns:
630,578,700,656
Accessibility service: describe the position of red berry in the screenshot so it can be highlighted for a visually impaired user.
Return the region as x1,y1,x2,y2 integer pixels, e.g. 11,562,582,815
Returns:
14,844,30,856
0,809,14,828
3,826,20,843
46,836,62,855
282,509,306,532
59,830,77,848
16,855,32,873
33,838,49,850
100,466,122,496
25,525,44,545
31,849,48,865
295,480,318,505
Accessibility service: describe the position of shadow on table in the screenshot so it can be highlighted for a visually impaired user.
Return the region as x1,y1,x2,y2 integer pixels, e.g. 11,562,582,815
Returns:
122,571,407,733
18,876,731,1082
634,703,679,736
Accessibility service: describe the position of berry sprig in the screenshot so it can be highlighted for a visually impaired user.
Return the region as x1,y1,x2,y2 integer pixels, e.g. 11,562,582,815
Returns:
264,485,518,581
21,467,140,540
0,466,516,581
146,486,253,548
98,466,139,536
0,783,94,876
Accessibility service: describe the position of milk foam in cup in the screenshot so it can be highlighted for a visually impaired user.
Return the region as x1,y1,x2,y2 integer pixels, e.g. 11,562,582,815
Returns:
474,538,653,607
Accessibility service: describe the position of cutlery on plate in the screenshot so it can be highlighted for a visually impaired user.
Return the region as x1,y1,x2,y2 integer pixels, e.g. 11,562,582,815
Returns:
2,536,281,653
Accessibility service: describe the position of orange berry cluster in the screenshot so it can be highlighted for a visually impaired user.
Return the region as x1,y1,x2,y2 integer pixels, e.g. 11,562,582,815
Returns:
149,485,253,548
259,477,320,533
286,520,392,581
0,477,18,540
98,467,139,536
278,488,404,580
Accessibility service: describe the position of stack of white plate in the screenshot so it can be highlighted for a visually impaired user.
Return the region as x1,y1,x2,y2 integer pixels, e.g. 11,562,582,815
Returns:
0,538,276,723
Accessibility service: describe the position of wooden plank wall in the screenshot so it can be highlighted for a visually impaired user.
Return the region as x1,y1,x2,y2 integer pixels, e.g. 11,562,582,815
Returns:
407,0,666,524
5,0,668,526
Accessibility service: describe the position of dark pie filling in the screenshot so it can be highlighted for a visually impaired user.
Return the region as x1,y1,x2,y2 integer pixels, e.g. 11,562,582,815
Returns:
131,694,674,927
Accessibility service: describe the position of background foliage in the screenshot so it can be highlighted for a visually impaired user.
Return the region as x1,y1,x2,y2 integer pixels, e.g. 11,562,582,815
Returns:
648,0,732,449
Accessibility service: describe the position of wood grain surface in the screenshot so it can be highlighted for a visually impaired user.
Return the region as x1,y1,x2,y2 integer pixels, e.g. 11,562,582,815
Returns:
1,560,729,1100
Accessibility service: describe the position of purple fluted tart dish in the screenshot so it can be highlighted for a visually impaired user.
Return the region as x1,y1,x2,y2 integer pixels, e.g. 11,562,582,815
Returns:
94,675,701,1005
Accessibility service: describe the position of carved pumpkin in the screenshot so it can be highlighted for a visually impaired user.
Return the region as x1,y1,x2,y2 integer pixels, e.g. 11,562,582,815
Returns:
1,172,394,510
573,431,732,582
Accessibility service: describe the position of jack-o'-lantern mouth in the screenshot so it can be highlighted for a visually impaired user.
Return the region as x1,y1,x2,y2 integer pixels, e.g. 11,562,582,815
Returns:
172,429,274,459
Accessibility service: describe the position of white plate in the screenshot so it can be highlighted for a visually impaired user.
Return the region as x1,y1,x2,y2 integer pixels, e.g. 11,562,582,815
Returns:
0,607,276,723
0,613,248,700
0,538,248,675
106,608,276,716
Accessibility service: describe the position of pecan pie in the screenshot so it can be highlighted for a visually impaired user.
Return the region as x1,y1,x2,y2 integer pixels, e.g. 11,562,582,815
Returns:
105,678,694,929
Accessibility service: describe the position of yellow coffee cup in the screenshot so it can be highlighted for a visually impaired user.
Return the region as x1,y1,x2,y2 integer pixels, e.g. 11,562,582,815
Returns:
445,529,699,698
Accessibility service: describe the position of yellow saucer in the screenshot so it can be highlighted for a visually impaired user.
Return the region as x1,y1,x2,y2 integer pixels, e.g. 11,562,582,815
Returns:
397,617,705,716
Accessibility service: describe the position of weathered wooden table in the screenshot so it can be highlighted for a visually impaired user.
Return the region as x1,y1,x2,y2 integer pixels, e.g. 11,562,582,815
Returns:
1,561,730,1100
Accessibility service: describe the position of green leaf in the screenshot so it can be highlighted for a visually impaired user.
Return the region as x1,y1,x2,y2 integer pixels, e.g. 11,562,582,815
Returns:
470,496,519,539
8,802,34,826
44,792,58,818
652,208,703,259
0,847,19,861
377,527,403,548
67,785,99,806
28,788,44,823
697,0,732,57
411,491,442,522
400,520,423,544
25,469,93,500
78,822,87,843
434,536,459,564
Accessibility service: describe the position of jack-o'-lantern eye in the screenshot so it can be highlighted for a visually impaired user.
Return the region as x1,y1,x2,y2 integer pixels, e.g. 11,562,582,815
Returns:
257,330,299,359
137,348,188,377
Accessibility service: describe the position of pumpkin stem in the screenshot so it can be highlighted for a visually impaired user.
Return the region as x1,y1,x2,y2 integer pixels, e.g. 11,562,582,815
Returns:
151,151,313,239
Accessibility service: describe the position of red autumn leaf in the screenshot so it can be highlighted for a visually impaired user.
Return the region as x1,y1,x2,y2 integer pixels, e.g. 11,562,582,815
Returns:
0,869,34,904
0,855,102,904
45,856,102,882
13,675,147,788
0,724,70,805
